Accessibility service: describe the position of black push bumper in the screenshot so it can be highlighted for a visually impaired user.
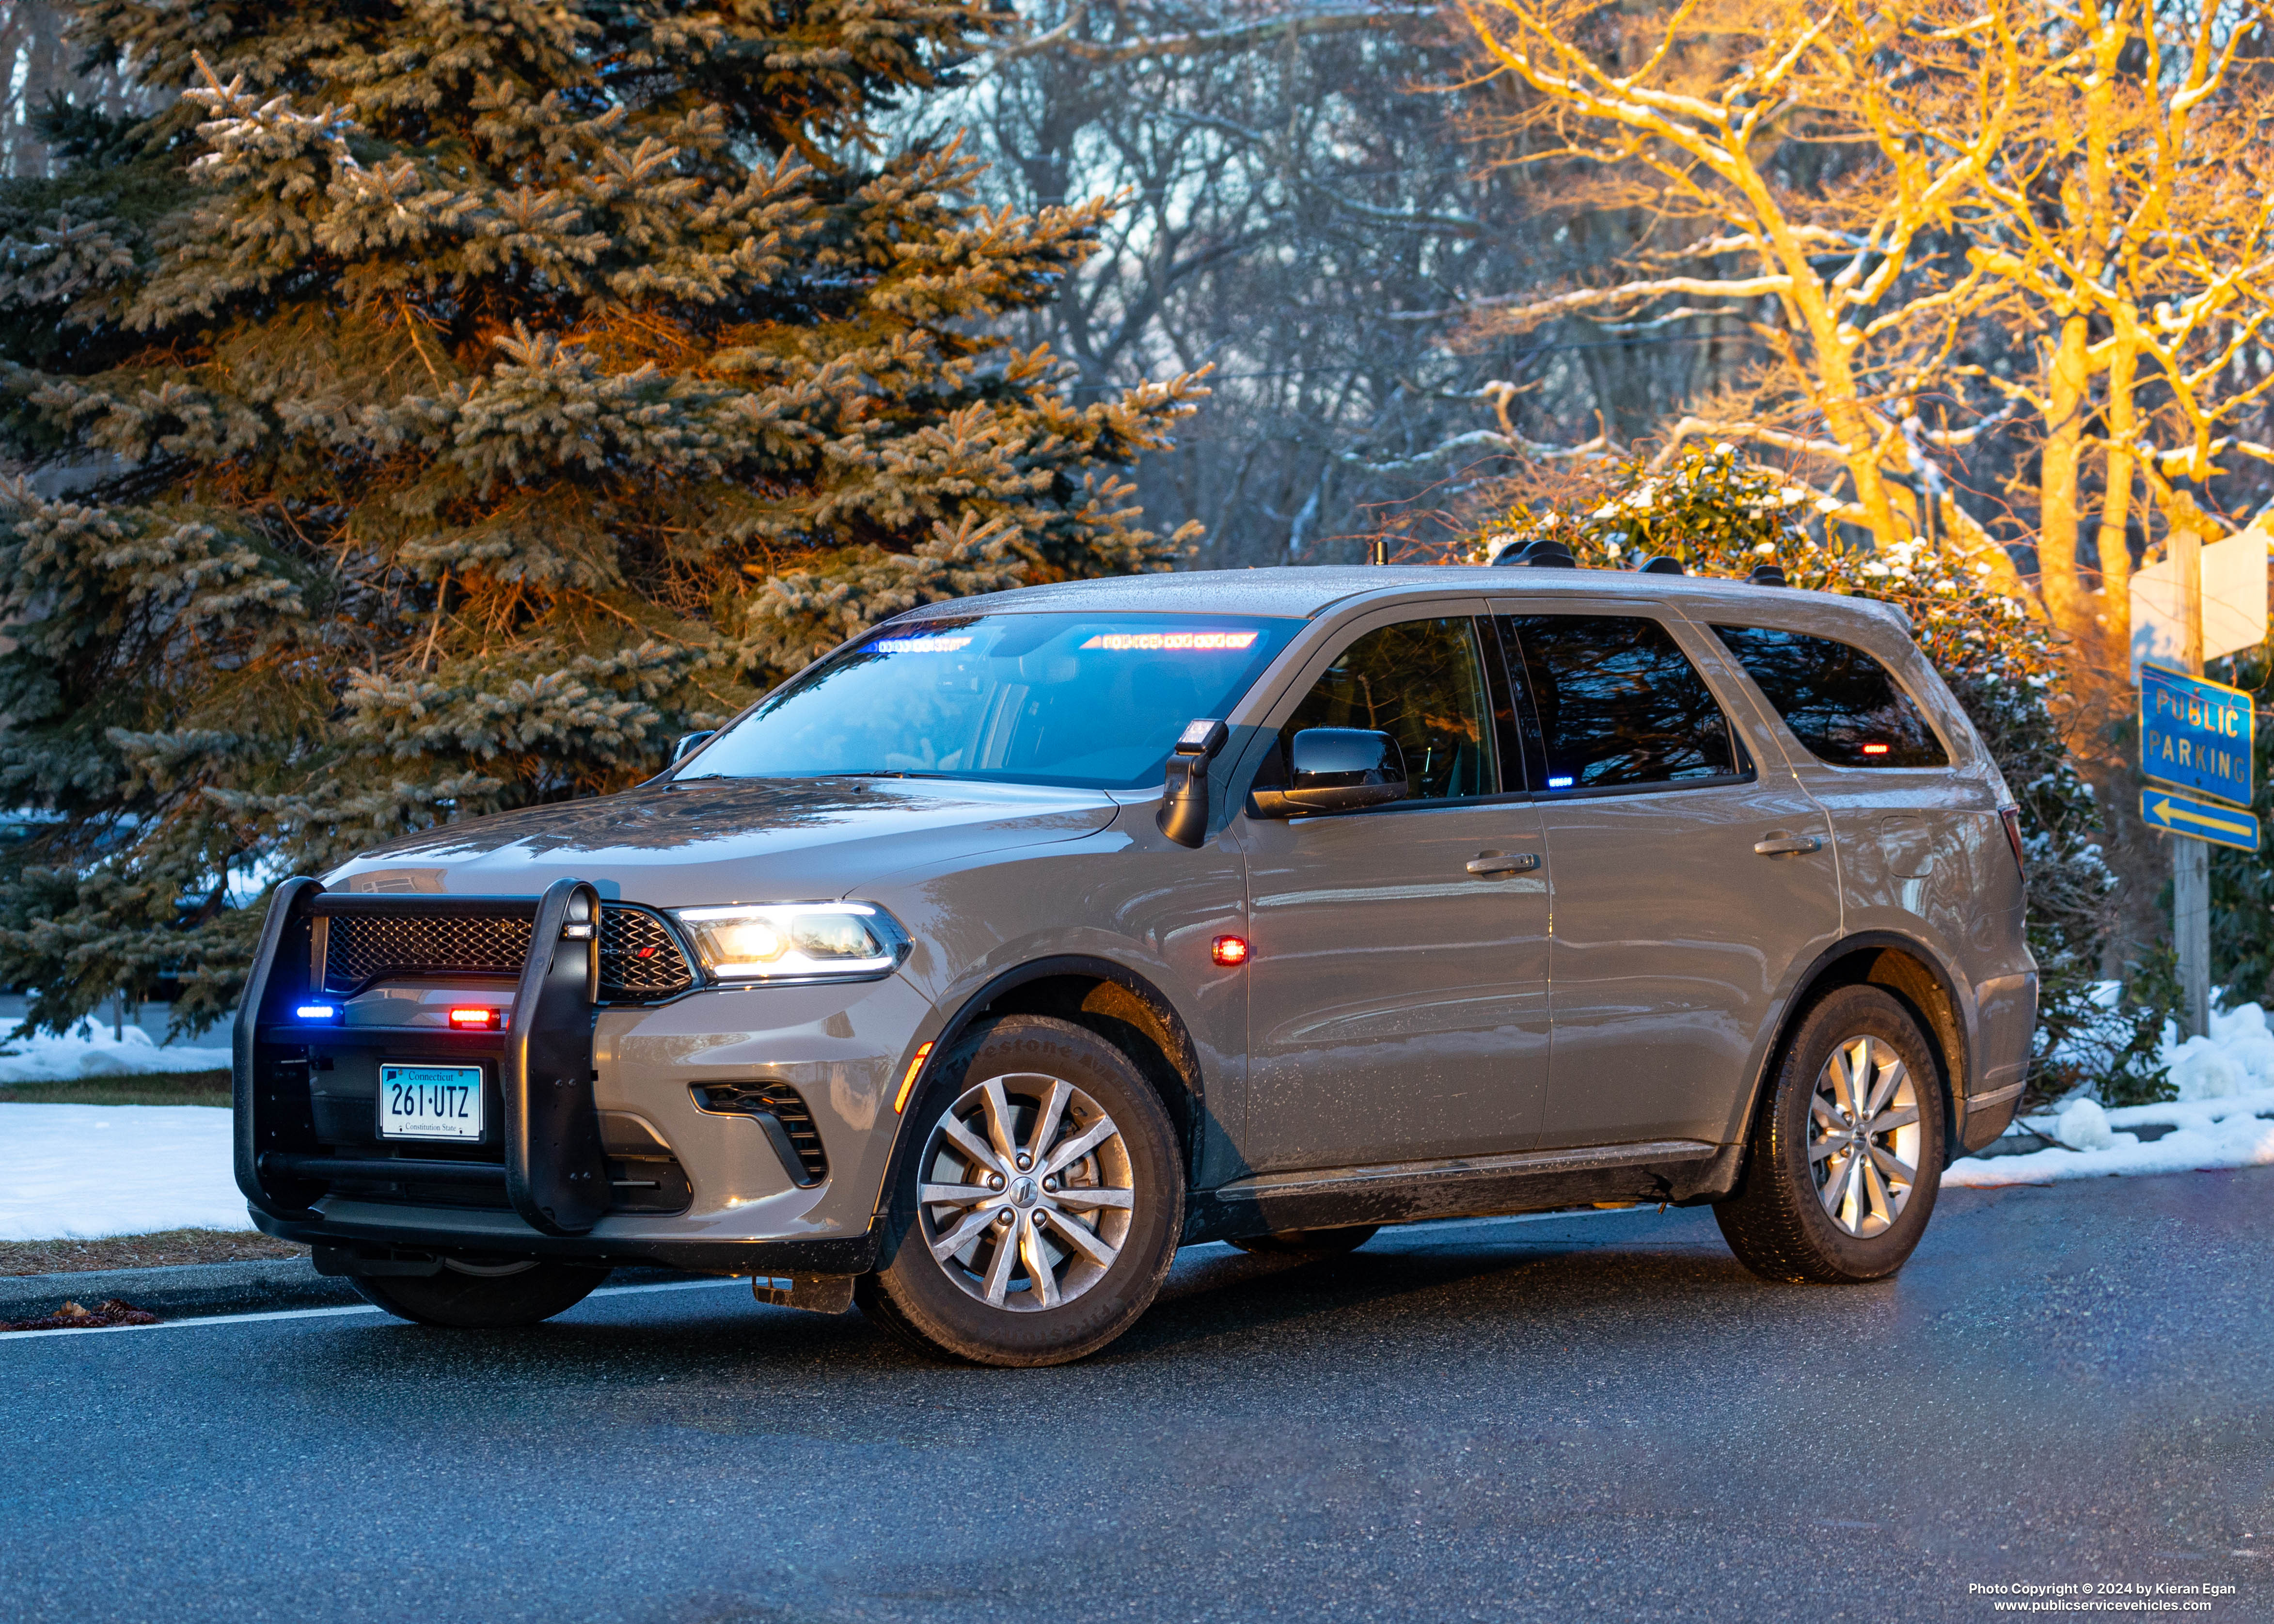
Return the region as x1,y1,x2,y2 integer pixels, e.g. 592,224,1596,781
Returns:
236,876,613,1236
234,876,880,1276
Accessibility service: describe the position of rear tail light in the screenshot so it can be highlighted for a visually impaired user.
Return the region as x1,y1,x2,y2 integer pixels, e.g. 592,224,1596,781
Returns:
1998,806,2026,884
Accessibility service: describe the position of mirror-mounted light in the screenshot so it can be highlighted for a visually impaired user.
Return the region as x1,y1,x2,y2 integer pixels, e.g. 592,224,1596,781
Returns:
1175,718,1228,758
1158,718,1229,848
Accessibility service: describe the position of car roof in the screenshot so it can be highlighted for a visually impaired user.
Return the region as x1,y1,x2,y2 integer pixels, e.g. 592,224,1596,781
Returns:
889,565,1911,632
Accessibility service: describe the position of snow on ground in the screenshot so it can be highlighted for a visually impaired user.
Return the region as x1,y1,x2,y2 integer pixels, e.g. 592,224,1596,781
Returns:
1948,1001,2274,1188
0,1104,250,1240
0,1017,232,1083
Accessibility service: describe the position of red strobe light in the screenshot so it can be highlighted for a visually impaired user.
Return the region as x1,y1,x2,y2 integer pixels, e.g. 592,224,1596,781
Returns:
448,1007,501,1031
1211,936,1251,967
1861,743,1890,756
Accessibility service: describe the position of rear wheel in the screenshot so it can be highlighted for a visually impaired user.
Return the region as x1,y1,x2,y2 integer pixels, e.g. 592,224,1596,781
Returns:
351,1258,610,1328
858,1014,1184,1367
1715,985,1945,1284
1229,1225,1378,1259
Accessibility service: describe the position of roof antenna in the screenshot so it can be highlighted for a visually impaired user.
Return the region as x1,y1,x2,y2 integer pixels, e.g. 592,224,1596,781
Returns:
1368,539,1390,565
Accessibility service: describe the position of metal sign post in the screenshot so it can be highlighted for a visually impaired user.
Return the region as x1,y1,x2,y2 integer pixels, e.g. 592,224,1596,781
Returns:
2173,522,2211,1040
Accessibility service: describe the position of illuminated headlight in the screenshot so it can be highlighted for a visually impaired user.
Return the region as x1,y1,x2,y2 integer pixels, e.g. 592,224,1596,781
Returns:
672,902,908,983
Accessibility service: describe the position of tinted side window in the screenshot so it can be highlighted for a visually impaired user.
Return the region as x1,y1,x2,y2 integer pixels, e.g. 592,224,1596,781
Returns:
1711,626,1947,768
1282,617,1498,800
1499,614,1739,791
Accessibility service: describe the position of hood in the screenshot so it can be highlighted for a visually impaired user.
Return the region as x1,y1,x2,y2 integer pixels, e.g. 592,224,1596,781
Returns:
321,777,1121,908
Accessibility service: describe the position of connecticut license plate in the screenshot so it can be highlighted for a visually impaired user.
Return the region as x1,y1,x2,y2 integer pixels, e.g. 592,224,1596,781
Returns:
379,1064,485,1142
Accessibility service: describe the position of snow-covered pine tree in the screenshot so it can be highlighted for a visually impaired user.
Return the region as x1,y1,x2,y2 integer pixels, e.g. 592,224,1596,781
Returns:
0,0,1204,1033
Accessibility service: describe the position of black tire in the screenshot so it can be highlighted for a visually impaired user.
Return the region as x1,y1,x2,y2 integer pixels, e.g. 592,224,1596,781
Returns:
1715,985,1946,1284
1229,1225,1379,1258
352,1259,610,1328
857,1013,1184,1367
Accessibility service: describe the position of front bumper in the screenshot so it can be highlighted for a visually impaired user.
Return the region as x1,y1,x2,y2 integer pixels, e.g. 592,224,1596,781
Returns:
250,1205,880,1277
234,878,918,1274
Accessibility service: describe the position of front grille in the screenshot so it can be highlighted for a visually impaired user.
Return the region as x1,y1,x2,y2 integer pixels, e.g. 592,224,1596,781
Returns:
323,905,695,1002
695,1082,829,1183
325,913,533,992
599,908,696,1000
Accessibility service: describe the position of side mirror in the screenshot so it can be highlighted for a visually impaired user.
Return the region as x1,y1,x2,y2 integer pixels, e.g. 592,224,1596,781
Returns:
670,730,716,765
1248,728,1409,818
1157,718,1229,848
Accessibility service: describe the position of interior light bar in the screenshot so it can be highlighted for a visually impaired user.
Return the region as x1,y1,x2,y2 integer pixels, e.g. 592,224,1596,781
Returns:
448,1007,503,1031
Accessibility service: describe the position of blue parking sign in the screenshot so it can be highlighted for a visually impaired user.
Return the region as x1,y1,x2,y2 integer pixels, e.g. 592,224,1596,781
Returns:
2140,663,2255,807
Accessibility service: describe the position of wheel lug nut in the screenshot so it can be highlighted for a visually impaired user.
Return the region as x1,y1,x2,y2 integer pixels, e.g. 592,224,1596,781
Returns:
1042,1176,1058,1193
1015,1153,1032,1171
996,1209,1013,1226
988,1173,1005,1190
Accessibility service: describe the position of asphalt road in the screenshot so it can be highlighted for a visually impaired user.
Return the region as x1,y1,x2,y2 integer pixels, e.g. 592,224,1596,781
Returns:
4,1170,2270,1624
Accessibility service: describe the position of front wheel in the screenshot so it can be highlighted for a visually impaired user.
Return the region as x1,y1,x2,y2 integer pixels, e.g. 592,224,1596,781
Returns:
352,1258,610,1328
1715,985,1945,1285
857,1014,1184,1367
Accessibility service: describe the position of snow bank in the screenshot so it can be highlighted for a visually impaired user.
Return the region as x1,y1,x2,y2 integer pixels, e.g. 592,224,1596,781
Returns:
0,1104,250,1240
1948,1001,2274,1188
0,1017,232,1084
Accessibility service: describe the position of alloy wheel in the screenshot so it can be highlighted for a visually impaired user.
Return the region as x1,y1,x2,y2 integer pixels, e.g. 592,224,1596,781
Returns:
917,1071,1136,1311
1807,1034,1922,1239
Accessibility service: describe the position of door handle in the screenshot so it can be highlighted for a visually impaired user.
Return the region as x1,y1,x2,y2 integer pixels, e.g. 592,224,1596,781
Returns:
1753,834,1822,856
1466,853,1541,876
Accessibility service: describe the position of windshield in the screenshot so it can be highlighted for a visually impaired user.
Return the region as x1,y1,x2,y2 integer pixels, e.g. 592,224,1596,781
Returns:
681,612,1303,789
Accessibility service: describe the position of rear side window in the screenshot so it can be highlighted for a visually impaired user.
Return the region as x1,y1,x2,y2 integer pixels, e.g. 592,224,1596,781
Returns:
1498,614,1741,791
1711,626,1947,768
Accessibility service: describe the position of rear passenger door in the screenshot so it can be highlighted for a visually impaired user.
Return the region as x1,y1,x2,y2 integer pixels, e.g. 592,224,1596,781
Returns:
1490,604,1844,1150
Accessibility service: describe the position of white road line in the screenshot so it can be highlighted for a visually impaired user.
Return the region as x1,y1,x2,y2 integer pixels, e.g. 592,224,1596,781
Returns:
0,1275,747,1342
2,1208,1663,1344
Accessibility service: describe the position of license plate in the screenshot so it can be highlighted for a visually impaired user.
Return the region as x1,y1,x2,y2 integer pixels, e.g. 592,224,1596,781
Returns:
379,1064,485,1142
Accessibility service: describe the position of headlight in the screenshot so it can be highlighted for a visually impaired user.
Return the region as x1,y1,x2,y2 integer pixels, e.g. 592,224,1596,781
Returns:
672,902,908,983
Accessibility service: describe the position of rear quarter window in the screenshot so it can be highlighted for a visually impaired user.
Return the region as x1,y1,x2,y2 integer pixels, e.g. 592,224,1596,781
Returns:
1711,625,1948,768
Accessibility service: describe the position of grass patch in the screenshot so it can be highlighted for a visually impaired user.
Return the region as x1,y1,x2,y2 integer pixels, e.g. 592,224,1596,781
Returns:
0,1229,304,1277
0,1070,231,1106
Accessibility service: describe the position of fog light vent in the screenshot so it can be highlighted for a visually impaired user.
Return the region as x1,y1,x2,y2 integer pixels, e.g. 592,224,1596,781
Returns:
694,1082,829,1185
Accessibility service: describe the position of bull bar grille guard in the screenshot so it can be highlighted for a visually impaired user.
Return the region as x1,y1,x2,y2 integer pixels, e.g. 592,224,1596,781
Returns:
234,877,616,1238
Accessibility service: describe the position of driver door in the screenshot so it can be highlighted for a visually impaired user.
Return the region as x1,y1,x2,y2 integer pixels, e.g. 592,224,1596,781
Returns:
1237,606,1552,1173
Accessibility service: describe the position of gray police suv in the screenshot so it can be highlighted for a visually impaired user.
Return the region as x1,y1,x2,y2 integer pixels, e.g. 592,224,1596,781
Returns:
235,566,2037,1365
